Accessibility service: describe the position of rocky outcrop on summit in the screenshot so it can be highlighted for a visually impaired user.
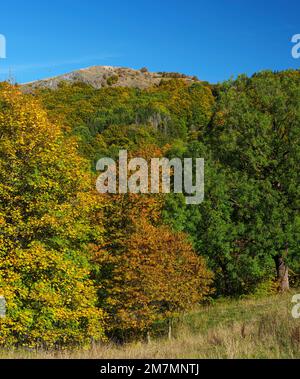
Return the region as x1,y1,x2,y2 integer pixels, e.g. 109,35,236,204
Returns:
21,66,199,92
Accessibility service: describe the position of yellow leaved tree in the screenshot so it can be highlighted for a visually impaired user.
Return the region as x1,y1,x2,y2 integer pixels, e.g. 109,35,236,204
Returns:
0,83,106,348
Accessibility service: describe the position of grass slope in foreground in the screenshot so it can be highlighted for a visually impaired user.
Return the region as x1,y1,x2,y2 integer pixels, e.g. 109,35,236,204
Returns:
1,291,299,359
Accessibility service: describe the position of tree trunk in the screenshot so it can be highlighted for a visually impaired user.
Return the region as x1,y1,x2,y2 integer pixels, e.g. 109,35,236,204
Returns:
274,254,289,292
168,319,172,340
146,331,151,344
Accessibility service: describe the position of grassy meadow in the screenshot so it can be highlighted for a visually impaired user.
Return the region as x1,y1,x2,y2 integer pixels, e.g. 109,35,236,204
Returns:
1,291,299,359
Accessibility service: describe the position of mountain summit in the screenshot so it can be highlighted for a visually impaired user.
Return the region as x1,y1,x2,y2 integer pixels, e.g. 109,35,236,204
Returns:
21,66,199,91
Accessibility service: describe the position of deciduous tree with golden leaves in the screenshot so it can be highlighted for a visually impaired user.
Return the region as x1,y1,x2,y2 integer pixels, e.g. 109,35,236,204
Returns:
0,83,106,347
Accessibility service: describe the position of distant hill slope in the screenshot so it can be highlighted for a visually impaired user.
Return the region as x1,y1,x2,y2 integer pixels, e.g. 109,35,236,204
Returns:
21,66,199,92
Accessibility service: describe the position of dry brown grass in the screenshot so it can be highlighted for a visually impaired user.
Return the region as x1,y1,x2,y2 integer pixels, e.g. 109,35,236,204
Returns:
1,291,299,359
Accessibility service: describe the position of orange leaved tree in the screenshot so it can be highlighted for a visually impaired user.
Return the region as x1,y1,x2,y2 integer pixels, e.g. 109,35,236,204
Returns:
92,145,213,340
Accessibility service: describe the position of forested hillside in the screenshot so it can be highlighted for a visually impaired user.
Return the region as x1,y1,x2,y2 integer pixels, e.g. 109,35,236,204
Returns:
0,69,299,348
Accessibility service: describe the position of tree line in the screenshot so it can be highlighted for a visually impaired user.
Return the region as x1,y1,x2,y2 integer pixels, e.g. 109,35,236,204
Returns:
0,70,299,347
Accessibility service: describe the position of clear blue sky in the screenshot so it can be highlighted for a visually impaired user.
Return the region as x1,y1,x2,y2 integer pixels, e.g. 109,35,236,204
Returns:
0,0,299,84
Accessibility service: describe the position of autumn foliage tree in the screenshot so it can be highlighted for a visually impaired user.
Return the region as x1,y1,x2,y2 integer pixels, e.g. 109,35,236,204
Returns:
92,145,213,340
92,194,213,340
106,220,212,339
0,83,106,347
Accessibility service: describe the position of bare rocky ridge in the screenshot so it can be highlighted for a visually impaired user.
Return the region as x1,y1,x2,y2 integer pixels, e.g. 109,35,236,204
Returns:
21,66,199,92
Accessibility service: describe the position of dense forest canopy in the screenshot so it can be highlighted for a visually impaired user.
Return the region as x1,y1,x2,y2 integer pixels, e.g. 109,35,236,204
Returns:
0,69,299,347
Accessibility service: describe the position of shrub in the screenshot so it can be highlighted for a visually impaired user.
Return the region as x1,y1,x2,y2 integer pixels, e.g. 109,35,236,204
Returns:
106,75,119,86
